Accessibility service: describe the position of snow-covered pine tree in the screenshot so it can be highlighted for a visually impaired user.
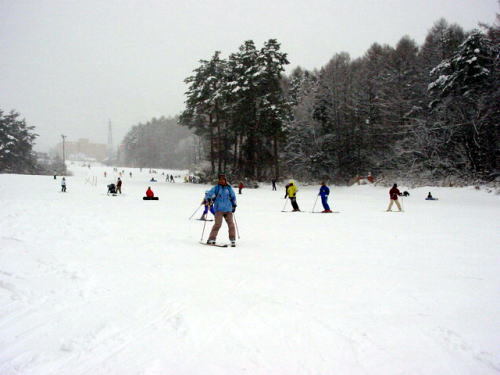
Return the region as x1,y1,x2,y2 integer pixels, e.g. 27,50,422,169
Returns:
180,52,228,174
428,30,499,179
0,109,38,173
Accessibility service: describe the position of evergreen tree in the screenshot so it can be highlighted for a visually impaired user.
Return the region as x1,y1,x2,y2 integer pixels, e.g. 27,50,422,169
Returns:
0,109,38,173
428,30,499,178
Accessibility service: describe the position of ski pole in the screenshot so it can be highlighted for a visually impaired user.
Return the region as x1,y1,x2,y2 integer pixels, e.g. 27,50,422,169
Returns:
233,213,241,239
400,196,404,212
189,204,203,220
281,198,288,212
312,195,319,213
200,217,208,242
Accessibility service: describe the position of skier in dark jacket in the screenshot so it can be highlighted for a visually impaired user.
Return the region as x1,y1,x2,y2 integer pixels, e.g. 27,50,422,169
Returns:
386,183,402,211
107,183,117,195
319,182,332,213
116,177,122,194
426,192,438,200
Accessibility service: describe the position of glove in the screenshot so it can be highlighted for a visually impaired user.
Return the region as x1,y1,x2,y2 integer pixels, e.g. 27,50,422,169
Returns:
232,205,237,213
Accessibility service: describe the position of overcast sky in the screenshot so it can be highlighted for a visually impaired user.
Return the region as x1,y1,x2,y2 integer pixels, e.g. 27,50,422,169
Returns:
1,0,498,151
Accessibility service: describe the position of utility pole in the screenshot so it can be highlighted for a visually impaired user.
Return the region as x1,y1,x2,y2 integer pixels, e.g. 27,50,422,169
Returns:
61,134,67,166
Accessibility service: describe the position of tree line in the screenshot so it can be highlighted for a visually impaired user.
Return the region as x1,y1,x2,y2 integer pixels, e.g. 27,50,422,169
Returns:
180,18,498,184
120,116,198,169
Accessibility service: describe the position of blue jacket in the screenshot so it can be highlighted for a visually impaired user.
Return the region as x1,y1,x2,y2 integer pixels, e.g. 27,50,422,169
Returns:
319,185,330,197
205,184,237,213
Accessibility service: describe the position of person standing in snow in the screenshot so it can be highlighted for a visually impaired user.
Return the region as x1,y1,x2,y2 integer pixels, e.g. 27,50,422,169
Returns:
205,174,237,247
200,191,216,221
319,182,332,213
284,180,300,211
271,178,277,191
238,182,244,195
116,177,122,194
386,183,402,211
61,177,67,192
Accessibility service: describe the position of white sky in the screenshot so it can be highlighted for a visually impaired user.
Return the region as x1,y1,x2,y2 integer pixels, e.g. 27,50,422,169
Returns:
0,0,497,151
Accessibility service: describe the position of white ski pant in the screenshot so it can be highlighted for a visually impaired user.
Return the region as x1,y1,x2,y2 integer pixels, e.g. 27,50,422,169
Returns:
387,199,402,211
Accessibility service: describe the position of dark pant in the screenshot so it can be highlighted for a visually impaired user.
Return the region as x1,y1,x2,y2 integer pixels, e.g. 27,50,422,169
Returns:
290,197,299,211
321,196,330,211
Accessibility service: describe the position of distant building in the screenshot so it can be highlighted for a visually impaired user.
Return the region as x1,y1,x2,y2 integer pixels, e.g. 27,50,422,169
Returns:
54,138,107,161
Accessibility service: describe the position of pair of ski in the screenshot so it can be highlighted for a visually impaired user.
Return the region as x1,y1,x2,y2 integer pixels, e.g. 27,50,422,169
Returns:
199,241,232,248
281,210,340,213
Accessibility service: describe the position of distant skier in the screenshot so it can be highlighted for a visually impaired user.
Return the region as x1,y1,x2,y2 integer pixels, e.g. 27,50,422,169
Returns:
238,182,244,195
170,174,175,183
116,177,122,194
142,186,159,200
205,174,237,247
284,180,300,211
129,172,132,178
61,177,67,192
107,183,117,195
272,178,277,191
426,192,438,200
319,182,332,213
104,171,107,178
386,183,402,211
200,192,216,221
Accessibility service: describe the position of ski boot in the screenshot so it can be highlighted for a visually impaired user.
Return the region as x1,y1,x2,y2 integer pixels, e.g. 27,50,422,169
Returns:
230,240,236,247
207,239,215,245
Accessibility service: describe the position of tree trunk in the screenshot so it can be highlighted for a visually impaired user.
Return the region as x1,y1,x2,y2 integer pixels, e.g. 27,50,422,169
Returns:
209,114,215,174
273,135,279,179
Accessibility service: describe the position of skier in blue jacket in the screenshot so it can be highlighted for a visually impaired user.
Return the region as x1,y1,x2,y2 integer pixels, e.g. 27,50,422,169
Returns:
205,174,237,247
319,182,332,213
200,191,216,221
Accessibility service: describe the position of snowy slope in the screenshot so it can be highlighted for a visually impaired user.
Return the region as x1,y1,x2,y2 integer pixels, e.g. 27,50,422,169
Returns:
0,164,499,375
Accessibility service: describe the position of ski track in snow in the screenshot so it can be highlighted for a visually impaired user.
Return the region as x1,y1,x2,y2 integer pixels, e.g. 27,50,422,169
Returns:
0,164,499,375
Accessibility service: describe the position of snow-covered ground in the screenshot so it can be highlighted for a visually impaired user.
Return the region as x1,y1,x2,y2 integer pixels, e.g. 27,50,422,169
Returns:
1,163,499,375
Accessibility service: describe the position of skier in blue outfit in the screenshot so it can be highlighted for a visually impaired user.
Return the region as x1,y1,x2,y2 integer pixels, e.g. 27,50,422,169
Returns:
319,182,332,213
200,191,216,221
205,174,237,247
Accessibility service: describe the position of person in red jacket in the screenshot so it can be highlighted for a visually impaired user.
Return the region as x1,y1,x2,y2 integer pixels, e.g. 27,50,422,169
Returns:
238,182,244,195
146,187,154,198
387,183,402,211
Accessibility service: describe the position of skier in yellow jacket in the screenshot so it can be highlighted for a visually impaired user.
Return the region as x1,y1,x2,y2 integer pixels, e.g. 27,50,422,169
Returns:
284,180,300,211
